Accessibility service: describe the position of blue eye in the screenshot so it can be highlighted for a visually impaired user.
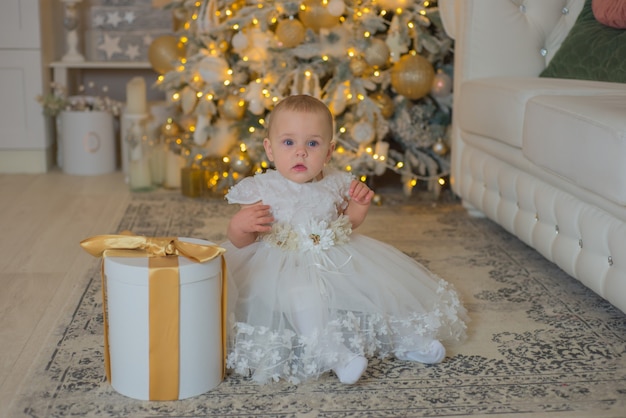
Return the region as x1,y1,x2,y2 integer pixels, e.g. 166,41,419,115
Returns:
307,140,319,147
283,139,293,146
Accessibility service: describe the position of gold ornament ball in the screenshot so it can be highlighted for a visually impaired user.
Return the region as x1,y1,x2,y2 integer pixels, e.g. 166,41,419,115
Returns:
349,57,369,77
219,95,246,120
377,0,409,10
148,35,185,74
160,119,181,137
276,18,306,48
432,139,449,156
299,0,339,32
390,54,435,100
364,38,390,68
369,91,394,119
229,149,252,175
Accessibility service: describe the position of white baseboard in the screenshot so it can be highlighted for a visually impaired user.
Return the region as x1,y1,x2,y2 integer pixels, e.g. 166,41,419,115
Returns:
0,148,55,173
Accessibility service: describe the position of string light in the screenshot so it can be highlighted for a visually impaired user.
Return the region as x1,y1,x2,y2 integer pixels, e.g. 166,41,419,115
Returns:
160,0,451,197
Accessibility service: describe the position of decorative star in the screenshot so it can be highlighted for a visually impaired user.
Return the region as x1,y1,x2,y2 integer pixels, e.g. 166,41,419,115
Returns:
125,44,140,60
106,11,123,28
98,34,122,59
92,14,105,28
143,35,154,46
124,11,136,24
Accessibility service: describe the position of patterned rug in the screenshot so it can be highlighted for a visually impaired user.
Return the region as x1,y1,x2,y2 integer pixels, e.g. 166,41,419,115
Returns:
11,190,626,417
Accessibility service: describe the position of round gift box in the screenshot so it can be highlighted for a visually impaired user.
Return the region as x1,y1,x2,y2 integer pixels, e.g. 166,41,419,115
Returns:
103,238,223,400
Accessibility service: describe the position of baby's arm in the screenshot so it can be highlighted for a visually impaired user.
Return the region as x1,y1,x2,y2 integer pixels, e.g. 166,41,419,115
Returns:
344,179,374,229
227,202,274,248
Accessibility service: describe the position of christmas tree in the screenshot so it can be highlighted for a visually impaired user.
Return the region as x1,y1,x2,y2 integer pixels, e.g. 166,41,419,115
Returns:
156,0,454,196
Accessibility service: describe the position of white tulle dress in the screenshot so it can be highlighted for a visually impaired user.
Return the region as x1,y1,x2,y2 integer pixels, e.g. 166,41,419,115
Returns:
222,169,467,384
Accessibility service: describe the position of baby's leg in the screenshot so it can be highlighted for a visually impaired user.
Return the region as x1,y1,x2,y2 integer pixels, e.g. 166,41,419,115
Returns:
395,337,446,364
286,287,367,384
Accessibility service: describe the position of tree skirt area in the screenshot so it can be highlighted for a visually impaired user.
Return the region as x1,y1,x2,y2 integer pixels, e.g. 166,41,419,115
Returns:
11,191,626,418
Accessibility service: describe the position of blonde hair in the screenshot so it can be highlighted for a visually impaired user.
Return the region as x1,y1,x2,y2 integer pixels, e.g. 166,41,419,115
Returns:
266,95,334,140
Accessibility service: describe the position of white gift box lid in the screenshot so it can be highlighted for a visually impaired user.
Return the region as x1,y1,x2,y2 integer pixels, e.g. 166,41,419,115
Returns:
104,237,222,285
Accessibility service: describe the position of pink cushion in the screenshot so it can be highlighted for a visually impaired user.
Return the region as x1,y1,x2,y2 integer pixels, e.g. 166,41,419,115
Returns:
592,0,626,29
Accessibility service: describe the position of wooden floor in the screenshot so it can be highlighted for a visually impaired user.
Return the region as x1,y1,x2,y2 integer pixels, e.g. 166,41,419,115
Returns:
0,170,130,417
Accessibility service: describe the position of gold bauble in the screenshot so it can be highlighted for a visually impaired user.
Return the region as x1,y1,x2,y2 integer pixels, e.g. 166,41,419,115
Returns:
229,149,252,175
276,18,306,48
218,95,246,120
349,57,369,77
160,118,181,137
148,35,186,74
432,138,449,156
390,54,435,100
369,91,394,119
299,0,339,32
364,38,390,68
377,0,410,11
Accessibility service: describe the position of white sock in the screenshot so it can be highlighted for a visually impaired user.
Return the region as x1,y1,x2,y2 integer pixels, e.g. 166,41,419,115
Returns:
333,355,368,384
396,340,446,364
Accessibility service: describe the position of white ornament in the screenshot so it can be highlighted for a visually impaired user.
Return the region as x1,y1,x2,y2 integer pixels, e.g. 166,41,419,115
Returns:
245,81,266,115
245,29,270,62
197,56,231,84
194,115,209,145
351,121,376,144
205,118,238,157
431,71,452,98
327,0,346,16
231,32,249,53
329,82,349,115
386,16,408,62
180,86,198,115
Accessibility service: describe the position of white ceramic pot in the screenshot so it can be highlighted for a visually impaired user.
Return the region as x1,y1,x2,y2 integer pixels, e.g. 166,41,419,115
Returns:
60,110,116,175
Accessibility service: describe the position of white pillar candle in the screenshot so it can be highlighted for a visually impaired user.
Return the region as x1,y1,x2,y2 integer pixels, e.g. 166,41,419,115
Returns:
126,77,147,115
164,150,185,189
150,143,166,186
129,158,153,190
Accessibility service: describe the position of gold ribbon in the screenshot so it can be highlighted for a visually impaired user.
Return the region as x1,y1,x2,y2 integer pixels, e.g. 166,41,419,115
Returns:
80,232,226,401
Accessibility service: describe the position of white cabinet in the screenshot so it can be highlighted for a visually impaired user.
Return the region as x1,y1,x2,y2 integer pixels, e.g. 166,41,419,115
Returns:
0,0,51,173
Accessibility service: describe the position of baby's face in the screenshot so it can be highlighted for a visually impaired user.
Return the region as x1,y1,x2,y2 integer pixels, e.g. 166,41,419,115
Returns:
263,109,334,183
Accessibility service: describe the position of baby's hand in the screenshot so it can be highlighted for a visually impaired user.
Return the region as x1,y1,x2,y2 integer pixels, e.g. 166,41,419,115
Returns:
349,179,374,205
234,204,274,234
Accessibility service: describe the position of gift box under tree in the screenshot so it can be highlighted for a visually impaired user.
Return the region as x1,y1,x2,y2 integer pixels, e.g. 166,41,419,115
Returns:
81,233,226,400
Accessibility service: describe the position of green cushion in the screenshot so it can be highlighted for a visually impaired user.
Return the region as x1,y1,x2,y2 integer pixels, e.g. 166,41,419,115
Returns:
540,0,626,83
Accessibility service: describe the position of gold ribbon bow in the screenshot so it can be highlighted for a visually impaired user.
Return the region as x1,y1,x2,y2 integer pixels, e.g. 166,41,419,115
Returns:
80,232,227,401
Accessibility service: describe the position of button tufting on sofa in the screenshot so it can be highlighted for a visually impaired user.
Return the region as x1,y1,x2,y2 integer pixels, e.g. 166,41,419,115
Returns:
440,0,626,314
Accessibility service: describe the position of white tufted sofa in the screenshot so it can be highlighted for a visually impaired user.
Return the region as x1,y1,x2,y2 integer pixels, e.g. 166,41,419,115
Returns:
439,0,626,313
